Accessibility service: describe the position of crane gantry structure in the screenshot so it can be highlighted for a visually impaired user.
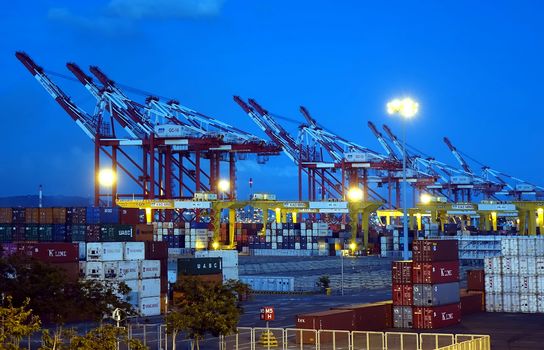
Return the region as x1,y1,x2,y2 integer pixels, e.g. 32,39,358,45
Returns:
16,52,281,222
16,52,543,228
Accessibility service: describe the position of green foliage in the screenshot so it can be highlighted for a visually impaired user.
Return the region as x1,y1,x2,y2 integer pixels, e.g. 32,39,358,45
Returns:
166,278,247,350
0,254,134,323
0,296,41,349
39,326,76,350
69,324,147,350
316,275,330,290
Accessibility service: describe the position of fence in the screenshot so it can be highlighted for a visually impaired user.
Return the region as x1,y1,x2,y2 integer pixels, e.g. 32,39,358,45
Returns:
219,328,491,350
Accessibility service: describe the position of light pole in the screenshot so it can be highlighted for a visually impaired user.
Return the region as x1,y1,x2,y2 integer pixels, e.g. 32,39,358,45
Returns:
387,98,419,260
98,168,116,206
218,179,230,200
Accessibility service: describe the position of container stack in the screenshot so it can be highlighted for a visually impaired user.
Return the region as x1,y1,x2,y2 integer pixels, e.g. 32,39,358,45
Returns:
80,241,163,316
392,260,414,328
195,249,238,281
412,239,460,329
484,237,544,313
392,239,461,329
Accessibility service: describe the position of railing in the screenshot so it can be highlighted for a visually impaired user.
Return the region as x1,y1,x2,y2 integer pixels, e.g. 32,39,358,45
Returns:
219,328,491,350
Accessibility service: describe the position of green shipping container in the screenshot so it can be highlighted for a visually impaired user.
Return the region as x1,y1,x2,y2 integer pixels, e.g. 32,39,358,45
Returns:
25,225,40,241
38,225,53,241
177,257,222,276
0,225,13,242
71,225,87,241
100,225,133,242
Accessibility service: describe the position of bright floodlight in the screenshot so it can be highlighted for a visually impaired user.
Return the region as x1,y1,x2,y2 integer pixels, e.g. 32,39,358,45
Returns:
218,179,230,193
347,187,364,202
387,97,419,118
420,193,432,204
98,168,116,187
349,242,357,251
212,241,220,250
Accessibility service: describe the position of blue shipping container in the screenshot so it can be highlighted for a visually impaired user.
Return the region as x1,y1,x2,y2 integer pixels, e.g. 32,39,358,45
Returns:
86,207,101,224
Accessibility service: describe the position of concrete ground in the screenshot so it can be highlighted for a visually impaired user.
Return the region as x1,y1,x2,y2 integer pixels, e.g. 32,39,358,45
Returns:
239,255,474,292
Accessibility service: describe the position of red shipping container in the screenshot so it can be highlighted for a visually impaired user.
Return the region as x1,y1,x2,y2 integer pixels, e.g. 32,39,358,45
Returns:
296,309,355,344
49,262,80,282
392,284,413,306
17,242,79,263
145,241,168,260
467,269,485,291
331,301,393,330
392,260,413,284
412,240,458,262
412,261,459,284
120,208,140,225
412,303,461,329
460,290,484,315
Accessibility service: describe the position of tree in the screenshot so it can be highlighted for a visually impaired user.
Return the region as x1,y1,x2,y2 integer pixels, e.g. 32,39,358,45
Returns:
316,275,330,292
0,295,41,349
0,254,135,323
166,277,248,350
68,324,147,350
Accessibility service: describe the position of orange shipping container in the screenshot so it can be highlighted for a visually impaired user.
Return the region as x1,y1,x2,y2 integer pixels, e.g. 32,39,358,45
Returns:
39,208,53,224
52,208,67,224
25,208,40,224
0,208,13,224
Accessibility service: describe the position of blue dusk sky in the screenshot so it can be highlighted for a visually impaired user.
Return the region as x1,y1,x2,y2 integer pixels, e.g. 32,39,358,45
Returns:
1,0,542,199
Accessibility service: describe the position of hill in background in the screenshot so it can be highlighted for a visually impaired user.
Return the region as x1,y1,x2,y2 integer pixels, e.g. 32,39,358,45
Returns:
0,195,91,207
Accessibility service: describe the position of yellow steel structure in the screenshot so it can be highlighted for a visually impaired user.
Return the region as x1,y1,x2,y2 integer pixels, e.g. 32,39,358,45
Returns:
513,201,544,235
116,198,381,250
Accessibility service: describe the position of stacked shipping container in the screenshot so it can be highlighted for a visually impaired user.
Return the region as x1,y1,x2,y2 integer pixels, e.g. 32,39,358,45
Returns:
392,239,461,329
80,241,163,316
485,237,544,313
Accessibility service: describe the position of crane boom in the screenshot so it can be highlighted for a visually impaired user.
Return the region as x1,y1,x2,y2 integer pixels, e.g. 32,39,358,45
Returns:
443,137,472,174
367,121,398,160
15,52,96,140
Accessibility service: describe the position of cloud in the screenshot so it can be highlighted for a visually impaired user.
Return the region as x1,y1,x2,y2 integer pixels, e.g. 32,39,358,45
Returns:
107,0,225,20
48,0,225,36
48,7,135,36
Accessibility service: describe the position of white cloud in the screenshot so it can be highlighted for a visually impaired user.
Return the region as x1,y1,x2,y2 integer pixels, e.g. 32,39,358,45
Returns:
48,0,225,36
107,0,225,20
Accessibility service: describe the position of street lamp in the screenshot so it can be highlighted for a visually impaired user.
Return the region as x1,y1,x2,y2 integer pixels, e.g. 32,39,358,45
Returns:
387,97,419,260
98,168,116,207
218,179,230,199
347,187,364,202
98,168,116,187
420,193,432,205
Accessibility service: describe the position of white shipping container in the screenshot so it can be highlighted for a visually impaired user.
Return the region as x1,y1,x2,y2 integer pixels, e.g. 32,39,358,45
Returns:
536,238,544,256
86,242,124,262
195,250,238,268
76,242,86,260
140,260,161,279
537,276,544,291
139,278,161,298
519,294,538,313
485,275,498,293
537,294,544,313
526,238,536,256
536,257,544,275
518,256,529,275
483,257,494,275
103,261,119,279
518,239,529,256
222,266,239,281
502,257,514,275
502,293,519,312
139,296,161,316
520,276,537,294
124,242,146,261
485,292,502,312
527,257,537,275
85,262,104,279
124,279,139,306
118,261,139,280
